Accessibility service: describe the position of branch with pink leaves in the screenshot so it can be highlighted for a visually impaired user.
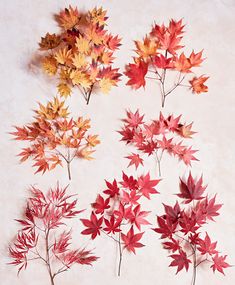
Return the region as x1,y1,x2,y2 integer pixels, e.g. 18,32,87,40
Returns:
9,184,98,285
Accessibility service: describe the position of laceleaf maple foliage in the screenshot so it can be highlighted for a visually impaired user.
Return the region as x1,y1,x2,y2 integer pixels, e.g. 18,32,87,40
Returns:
119,110,198,176
11,97,100,180
153,173,230,284
124,19,209,107
9,185,98,285
39,6,122,104
81,172,160,276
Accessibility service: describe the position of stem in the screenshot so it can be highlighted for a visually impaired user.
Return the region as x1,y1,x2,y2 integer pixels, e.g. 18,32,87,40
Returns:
117,231,123,277
191,245,197,285
67,161,71,180
156,150,164,177
86,85,94,105
45,230,55,285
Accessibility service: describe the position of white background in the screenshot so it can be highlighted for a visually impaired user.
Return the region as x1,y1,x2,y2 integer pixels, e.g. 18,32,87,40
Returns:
0,0,235,284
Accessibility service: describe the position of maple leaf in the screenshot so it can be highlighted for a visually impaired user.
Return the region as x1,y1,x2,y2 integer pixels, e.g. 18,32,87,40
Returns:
154,54,173,69
103,179,120,197
42,56,58,75
211,254,230,275
127,205,151,230
153,216,177,239
72,53,87,69
177,122,196,138
123,110,144,128
126,153,143,169
99,78,114,94
189,75,209,94
53,231,71,254
197,233,218,256
75,36,90,54
200,195,222,222
135,37,158,58
121,226,145,254
92,194,110,214
120,172,138,191
189,50,204,67
138,173,160,199
169,250,191,273
163,238,181,253
39,33,61,50
103,215,121,234
125,61,148,89
55,47,72,65
181,147,198,166
122,190,141,205
57,83,72,98
174,53,191,73
57,6,79,30
81,212,103,240
177,173,206,204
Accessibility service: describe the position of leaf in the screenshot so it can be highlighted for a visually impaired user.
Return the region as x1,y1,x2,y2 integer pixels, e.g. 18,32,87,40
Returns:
125,61,148,89
189,76,209,94
39,33,61,50
135,37,158,58
92,194,110,215
57,6,79,30
55,47,72,65
211,254,230,275
138,173,160,199
42,56,58,75
176,172,206,203
174,53,191,73
127,204,151,230
103,179,120,197
197,233,218,256
99,78,114,94
72,53,87,69
126,153,143,169
169,250,191,274
75,36,90,54
153,216,177,239
123,110,144,128
121,226,145,254
103,215,121,234
57,83,72,98
81,212,103,239
189,50,204,67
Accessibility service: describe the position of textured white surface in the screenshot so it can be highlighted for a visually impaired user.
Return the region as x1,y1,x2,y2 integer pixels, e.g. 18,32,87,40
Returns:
0,0,235,284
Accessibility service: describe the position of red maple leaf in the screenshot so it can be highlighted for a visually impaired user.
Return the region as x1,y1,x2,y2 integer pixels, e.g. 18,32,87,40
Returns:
121,226,144,254
92,194,110,214
122,110,144,128
126,204,151,230
169,250,191,273
81,212,103,239
211,254,230,275
125,61,148,89
138,173,160,199
153,216,177,239
177,172,206,203
126,153,143,169
103,215,121,234
103,179,120,197
197,233,218,256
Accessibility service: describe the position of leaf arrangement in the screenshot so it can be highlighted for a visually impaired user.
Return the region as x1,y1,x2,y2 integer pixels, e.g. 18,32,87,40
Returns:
119,110,197,176
81,172,160,275
8,4,231,285
39,6,122,104
124,19,209,107
153,173,230,283
9,185,98,285
11,97,100,180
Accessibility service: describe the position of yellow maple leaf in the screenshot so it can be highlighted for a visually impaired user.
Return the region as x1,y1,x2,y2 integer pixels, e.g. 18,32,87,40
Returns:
70,70,92,89
75,117,91,130
57,83,72,98
55,47,72,65
99,78,114,94
86,135,100,147
135,37,158,58
77,147,95,160
75,36,90,54
88,7,107,26
57,6,79,30
37,97,69,120
42,56,58,75
72,53,87,69
59,68,71,81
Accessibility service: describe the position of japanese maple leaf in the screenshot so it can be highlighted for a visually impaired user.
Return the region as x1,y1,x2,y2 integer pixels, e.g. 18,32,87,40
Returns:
121,226,144,254
126,153,143,169
81,212,103,239
138,173,160,199
125,61,148,89
92,194,110,214
197,233,218,255
103,215,121,234
189,75,209,94
168,19,185,36
211,254,230,275
153,54,173,69
163,201,181,223
163,238,181,253
118,127,135,143
103,179,120,197
181,147,198,166
126,205,151,230
203,195,222,222
169,250,191,274
120,172,138,191
179,211,199,235
189,50,204,67
177,122,196,138
177,173,206,203
122,190,141,205
123,110,144,128
153,216,177,239
165,114,181,131
174,53,191,73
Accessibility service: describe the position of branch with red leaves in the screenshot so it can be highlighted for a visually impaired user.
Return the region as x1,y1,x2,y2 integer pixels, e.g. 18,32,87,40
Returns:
80,172,160,276
152,172,230,284
9,184,98,285
124,19,209,107
119,110,198,176
11,97,100,180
